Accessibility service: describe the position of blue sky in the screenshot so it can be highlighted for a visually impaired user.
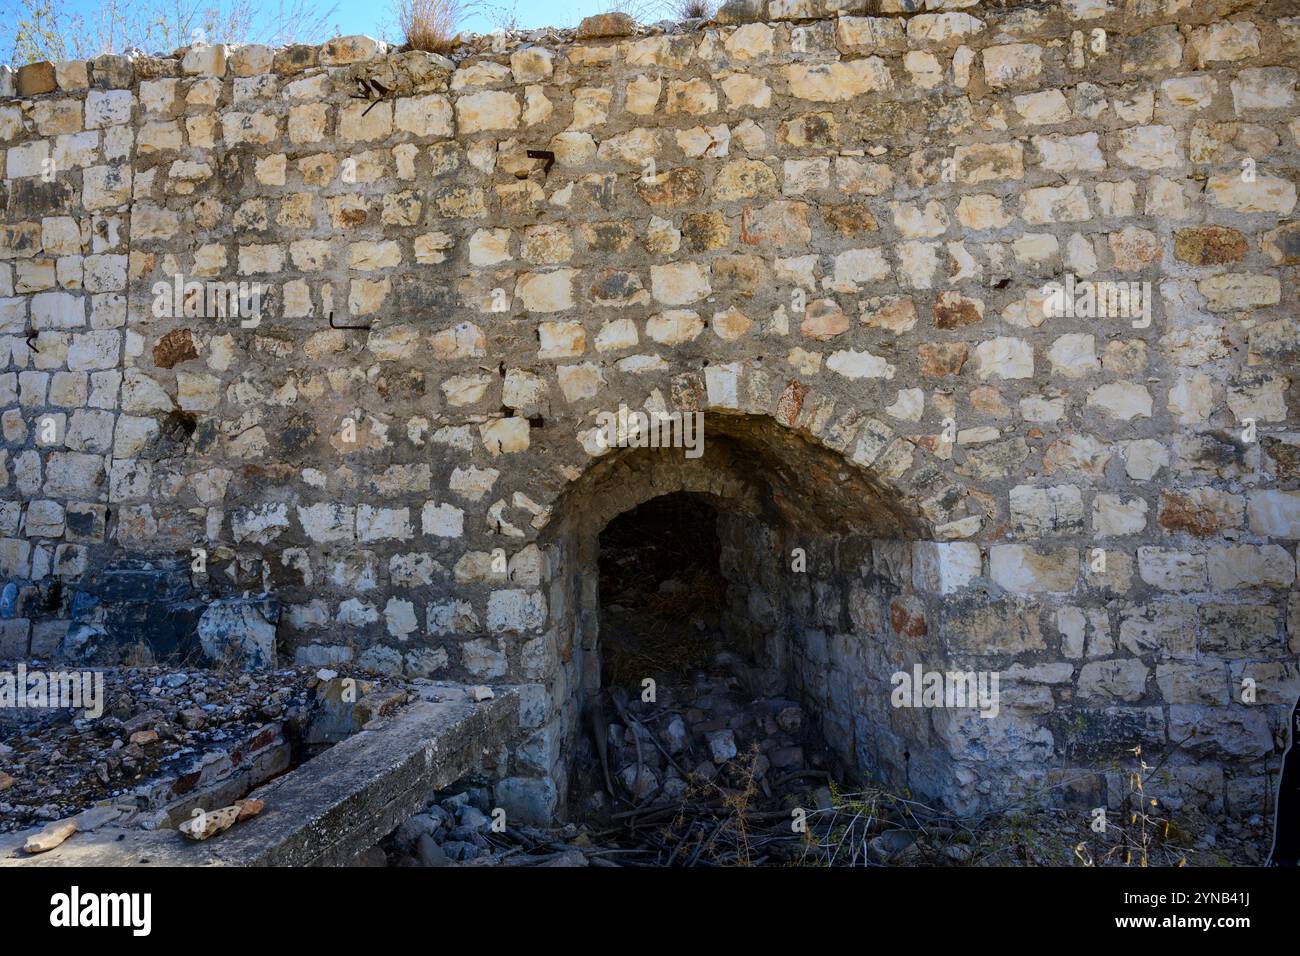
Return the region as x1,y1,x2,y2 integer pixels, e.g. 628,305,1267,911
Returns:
7,0,672,56
308,0,662,38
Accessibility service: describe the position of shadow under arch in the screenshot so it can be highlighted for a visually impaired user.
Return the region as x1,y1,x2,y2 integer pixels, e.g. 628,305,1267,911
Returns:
555,410,929,542
540,410,944,819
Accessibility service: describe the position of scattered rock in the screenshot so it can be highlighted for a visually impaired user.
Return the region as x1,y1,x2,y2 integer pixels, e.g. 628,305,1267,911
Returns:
0,665,353,836
179,804,239,841
869,829,918,863
235,798,265,822
663,716,688,753
416,832,449,866
776,707,803,735
24,818,77,854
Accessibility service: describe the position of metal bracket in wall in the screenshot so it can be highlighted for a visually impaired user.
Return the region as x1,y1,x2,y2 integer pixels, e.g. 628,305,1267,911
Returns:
526,149,556,179
351,77,391,117
25,332,38,354
328,311,372,331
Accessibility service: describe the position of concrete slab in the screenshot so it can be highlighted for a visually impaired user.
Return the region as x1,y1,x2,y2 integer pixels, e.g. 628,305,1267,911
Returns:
0,827,224,866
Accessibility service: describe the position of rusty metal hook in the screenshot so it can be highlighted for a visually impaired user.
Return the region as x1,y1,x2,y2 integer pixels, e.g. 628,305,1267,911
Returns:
328,311,372,331
527,149,556,179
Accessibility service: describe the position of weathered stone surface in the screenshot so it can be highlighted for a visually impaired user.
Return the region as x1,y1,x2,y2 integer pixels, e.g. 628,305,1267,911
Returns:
17,62,57,96
576,13,635,38
1175,226,1247,266
197,596,279,670
911,541,980,595
990,545,1079,594
942,600,1045,655
1078,660,1148,702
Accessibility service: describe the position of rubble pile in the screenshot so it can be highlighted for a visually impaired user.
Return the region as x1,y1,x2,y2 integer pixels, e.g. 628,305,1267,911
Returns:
0,664,319,833
380,786,504,866
376,787,643,868
586,669,838,818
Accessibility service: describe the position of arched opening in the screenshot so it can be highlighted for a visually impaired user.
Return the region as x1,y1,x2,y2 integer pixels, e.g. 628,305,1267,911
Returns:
589,486,852,814
541,410,943,823
597,492,728,691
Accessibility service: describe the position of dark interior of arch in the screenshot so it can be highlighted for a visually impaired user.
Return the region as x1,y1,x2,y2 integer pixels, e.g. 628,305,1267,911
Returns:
597,492,728,691
556,412,933,826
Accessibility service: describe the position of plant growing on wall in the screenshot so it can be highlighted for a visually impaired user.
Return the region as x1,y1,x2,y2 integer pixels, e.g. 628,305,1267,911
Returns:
394,0,462,52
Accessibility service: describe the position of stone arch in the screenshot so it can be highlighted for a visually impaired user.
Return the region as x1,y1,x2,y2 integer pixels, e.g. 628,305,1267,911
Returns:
489,364,981,560
537,398,953,819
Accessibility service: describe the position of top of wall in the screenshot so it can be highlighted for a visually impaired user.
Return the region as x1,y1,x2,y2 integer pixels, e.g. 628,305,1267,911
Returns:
0,0,1248,100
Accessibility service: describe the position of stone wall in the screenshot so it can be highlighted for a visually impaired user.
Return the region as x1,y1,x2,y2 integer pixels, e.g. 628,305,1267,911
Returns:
1,0,1298,822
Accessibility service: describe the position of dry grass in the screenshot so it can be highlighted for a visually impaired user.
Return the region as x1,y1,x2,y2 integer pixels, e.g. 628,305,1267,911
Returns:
1073,744,1192,868
602,624,713,687
121,640,155,667
604,0,667,22
715,745,762,865
396,0,461,53
796,764,1217,867
673,0,715,19
635,570,725,618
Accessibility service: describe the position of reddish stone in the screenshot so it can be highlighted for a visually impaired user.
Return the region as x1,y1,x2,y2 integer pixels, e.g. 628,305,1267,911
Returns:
1174,225,1248,266
740,201,811,246
234,798,265,822
559,623,573,664
775,380,808,427
970,385,1008,417
1158,491,1235,537
918,342,968,376
890,597,928,638
247,726,278,753
17,61,56,96
636,167,704,207
933,292,983,330
823,203,879,236
153,329,198,369
800,299,849,340
335,205,368,227
172,770,201,796
671,372,705,411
